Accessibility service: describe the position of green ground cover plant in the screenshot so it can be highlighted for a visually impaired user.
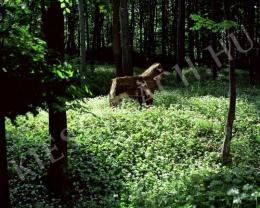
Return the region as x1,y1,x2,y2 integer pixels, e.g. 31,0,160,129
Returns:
6,66,260,208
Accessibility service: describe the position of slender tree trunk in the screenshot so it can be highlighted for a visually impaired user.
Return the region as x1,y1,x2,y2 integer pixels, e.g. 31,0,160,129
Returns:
85,1,90,50
193,0,201,64
244,0,256,84
43,0,65,64
257,3,260,85
161,0,168,56
43,0,69,196
222,43,236,165
78,0,87,76
0,116,11,208
47,105,68,196
130,0,135,49
187,0,194,63
40,0,46,38
170,0,177,57
139,0,143,53
148,0,156,57
106,22,112,47
222,1,237,165
101,20,105,47
255,3,258,44
154,3,159,49
143,6,149,57
93,4,103,50
210,0,218,79
112,0,123,76
195,32,201,64
66,0,77,55
201,3,211,67
176,0,185,81
120,0,133,76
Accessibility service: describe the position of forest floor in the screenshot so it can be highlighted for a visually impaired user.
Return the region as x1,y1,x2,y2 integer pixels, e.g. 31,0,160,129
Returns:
6,65,260,208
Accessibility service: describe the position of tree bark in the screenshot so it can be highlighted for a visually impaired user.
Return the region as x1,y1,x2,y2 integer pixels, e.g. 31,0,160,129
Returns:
139,0,144,53
176,0,185,81
93,4,103,50
161,0,168,56
43,0,69,196
222,46,236,165
66,0,77,56
222,0,237,165
187,0,195,63
85,1,90,50
130,0,135,49
78,0,87,77
170,0,177,57
112,0,123,76
0,116,11,208
244,0,256,84
210,0,218,79
120,0,133,76
42,0,65,64
147,0,156,57
47,105,68,197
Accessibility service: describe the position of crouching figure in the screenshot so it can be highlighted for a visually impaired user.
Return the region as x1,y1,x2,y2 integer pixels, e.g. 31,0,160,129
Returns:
109,63,164,107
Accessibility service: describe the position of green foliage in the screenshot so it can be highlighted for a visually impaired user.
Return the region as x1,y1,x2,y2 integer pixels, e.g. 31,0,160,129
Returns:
92,0,111,13
191,14,239,33
4,26,46,64
6,68,260,207
58,0,72,15
0,2,46,74
0,1,92,117
52,63,74,79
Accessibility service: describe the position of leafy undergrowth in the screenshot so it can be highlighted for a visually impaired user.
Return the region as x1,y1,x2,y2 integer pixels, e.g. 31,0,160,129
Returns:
6,68,260,208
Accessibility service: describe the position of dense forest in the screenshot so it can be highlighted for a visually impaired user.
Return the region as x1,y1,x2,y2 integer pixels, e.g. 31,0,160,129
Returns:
0,0,259,207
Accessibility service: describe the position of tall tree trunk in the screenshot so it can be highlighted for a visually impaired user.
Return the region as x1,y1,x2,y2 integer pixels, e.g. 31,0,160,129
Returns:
93,4,103,50
195,31,201,64
201,3,211,67
66,0,77,56
47,104,68,196
148,0,156,57
106,22,112,47
187,0,194,63
161,0,168,56
0,116,11,208
120,0,133,76
256,2,260,84
143,4,149,57
78,0,87,77
112,0,123,76
244,0,256,84
210,0,218,79
101,21,105,47
85,1,90,50
170,0,177,57
193,0,201,64
139,0,144,53
43,1,65,63
43,0,69,196
176,0,185,81
130,0,135,49
257,2,260,45
222,0,237,165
